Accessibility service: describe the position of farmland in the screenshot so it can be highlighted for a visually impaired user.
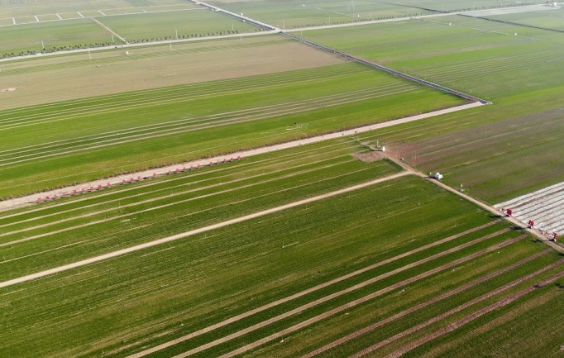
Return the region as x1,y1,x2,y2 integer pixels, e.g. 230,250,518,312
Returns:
3,1,564,357
0,47,463,199
2,138,562,357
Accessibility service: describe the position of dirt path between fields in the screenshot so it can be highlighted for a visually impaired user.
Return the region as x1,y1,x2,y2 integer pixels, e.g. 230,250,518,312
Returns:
350,258,564,358
0,101,482,213
302,248,552,358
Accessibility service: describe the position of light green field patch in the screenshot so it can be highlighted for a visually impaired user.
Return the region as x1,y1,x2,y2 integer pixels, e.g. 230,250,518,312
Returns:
0,18,119,57
215,0,430,28
96,9,259,42
482,9,564,32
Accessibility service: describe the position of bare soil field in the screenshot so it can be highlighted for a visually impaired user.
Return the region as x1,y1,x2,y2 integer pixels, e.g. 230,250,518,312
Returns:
0,36,342,110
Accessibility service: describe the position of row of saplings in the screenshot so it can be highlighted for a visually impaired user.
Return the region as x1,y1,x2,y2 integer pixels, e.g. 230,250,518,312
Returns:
126,29,265,43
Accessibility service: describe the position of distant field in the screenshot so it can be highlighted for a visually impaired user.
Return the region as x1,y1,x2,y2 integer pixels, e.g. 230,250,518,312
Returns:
0,18,117,56
480,8,564,32
213,0,432,29
0,0,256,56
2,141,557,357
96,9,260,42
302,16,564,203
0,0,197,23
0,36,341,110
382,0,537,12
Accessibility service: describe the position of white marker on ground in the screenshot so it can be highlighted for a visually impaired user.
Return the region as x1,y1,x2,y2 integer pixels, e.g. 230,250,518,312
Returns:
56,13,62,19
77,11,84,18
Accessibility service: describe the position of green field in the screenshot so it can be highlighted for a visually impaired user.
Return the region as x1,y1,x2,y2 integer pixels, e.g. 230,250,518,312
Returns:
481,8,564,32
3,2,564,357
0,0,254,56
302,16,564,203
96,10,260,43
0,61,462,199
213,0,431,29
0,18,118,57
2,138,560,357
0,0,197,21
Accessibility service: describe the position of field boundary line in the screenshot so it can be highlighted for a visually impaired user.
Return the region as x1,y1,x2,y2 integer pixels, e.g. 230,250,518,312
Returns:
349,257,564,358
126,221,502,358
89,17,128,44
0,172,410,290
302,248,552,357
195,236,523,358
0,102,482,212
380,264,564,358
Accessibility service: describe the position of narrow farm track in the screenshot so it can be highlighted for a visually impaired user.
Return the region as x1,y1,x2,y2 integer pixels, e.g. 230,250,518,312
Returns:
301,248,553,358
381,269,564,358
131,230,518,358
125,221,502,358
0,171,411,289
349,258,564,358
199,236,524,358
0,101,482,212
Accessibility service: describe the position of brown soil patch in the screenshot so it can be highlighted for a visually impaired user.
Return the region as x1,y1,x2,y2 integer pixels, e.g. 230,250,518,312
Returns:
353,151,386,162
